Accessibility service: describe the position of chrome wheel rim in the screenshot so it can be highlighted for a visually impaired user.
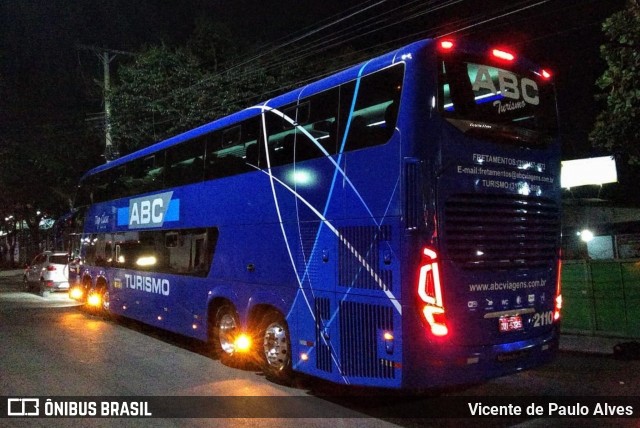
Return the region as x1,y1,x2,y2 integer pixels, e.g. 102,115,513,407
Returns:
218,313,237,355
102,291,110,312
263,321,290,370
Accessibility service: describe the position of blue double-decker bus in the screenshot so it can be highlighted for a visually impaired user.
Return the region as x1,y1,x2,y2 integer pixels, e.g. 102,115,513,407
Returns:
72,38,562,389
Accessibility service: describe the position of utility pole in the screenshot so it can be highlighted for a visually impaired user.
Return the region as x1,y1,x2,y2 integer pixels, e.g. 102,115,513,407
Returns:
77,45,136,162
102,51,116,161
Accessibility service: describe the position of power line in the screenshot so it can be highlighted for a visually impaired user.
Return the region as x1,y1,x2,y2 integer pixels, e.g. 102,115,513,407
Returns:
152,0,463,107
113,0,567,140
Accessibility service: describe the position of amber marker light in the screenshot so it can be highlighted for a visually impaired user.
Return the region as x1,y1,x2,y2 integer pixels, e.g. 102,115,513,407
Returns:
234,334,252,353
87,293,101,307
69,287,83,300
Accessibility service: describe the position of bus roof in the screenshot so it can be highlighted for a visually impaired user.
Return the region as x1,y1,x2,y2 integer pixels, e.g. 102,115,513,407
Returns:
81,39,434,180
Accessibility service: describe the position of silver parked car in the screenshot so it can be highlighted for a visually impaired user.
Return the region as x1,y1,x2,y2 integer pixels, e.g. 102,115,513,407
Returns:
23,251,70,297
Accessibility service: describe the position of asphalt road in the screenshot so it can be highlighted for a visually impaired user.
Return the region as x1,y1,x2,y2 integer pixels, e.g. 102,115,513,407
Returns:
1,271,639,427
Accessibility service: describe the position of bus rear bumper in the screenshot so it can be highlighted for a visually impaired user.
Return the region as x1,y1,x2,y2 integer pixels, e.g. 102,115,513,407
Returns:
403,327,559,389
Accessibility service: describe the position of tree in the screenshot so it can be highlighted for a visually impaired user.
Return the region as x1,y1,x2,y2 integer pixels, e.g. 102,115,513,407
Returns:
590,0,640,163
188,18,238,72
108,20,372,153
0,114,102,260
109,44,284,152
109,45,209,153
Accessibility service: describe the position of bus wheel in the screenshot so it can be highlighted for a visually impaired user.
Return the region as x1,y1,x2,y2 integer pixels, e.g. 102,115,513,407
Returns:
101,290,110,318
212,304,239,361
259,311,292,382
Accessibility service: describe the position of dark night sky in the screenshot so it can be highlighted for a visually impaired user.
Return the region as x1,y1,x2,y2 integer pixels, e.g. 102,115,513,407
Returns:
0,0,628,161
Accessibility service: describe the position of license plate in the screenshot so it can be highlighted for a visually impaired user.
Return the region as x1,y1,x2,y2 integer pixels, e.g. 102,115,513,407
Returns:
499,315,523,333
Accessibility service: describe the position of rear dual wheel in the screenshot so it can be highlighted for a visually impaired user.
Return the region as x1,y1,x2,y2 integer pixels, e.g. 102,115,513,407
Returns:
259,311,292,382
210,305,292,382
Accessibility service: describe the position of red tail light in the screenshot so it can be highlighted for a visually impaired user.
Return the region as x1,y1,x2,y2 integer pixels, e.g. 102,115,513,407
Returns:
418,248,448,336
439,40,454,51
46,265,57,271
541,69,552,80
492,48,515,61
554,258,562,321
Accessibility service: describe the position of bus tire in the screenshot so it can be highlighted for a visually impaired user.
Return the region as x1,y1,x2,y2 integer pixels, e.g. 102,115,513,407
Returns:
211,303,239,362
259,310,292,383
101,290,111,319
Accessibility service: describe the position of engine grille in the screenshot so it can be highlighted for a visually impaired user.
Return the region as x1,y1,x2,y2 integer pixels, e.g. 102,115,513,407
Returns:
339,301,395,379
444,194,560,269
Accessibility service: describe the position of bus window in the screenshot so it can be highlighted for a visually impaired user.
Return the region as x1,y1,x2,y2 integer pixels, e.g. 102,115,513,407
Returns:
298,88,340,159
222,126,241,147
109,228,218,276
206,118,261,179
83,234,98,266
123,155,164,196
341,64,403,151
265,107,295,167
265,88,340,166
439,58,557,145
114,241,157,270
106,165,128,200
165,137,206,188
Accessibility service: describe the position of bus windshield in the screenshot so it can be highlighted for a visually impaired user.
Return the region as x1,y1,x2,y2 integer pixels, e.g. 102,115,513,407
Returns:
439,56,557,146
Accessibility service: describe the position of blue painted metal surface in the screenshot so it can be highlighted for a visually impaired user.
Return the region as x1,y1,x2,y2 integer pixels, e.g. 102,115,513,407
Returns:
76,38,562,389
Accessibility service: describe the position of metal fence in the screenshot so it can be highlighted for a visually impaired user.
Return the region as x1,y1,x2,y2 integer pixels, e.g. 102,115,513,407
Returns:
562,260,640,338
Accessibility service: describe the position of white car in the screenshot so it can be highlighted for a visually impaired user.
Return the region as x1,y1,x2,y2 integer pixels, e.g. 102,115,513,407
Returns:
23,251,70,297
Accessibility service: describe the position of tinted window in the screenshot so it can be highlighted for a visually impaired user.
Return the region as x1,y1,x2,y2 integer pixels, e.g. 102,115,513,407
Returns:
439,57,557,145
49,255,69,265
122,155,164,197
111,227,218,277
75,64,404,206
341,64,403,151
165,137,206,188
205,117,261,179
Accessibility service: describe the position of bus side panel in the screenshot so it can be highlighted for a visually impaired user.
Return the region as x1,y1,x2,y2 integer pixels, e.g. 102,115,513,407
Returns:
289,139,404,387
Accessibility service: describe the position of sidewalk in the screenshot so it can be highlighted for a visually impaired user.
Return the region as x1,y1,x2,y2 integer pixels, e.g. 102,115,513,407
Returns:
559,333,623,355
0,269,23,278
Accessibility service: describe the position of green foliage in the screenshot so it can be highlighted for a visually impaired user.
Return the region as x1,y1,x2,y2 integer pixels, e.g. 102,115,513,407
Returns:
188,18,238,72
109,38,370,153
109,45,207,153
590,0,640,163
0,111,102,240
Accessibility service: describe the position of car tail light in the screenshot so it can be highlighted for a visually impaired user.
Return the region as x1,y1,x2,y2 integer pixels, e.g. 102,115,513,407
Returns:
417,247,448,336
46,265,57,271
